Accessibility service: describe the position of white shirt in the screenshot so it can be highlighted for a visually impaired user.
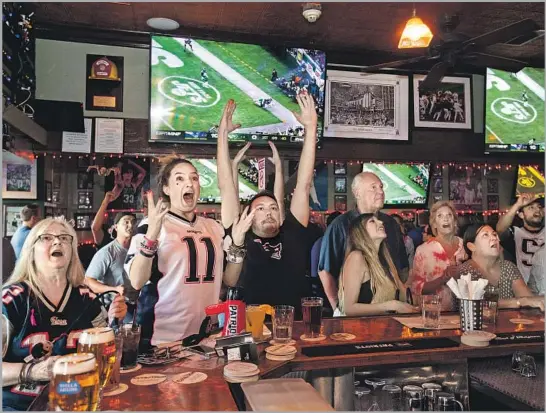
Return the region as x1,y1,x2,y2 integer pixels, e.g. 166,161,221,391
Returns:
513,226,545,283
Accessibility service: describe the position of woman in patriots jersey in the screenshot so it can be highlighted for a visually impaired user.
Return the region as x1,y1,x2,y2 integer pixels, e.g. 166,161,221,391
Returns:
127,154,254,349
2,217,127,411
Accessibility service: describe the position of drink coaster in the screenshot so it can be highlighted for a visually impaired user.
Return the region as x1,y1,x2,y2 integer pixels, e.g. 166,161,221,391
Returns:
269,339,296,346
224,374,259,384
510,318,534,325
300,334,326,342
172,371,208,384
460,335,490,347
330,333,356,341
120,363,142,374
104,383,128,397
131,373,167,386
265,344,297,356
265,353,295,361
223,361,259,378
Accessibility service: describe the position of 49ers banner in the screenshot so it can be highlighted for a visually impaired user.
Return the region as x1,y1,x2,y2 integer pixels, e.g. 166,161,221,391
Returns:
104,157,150,211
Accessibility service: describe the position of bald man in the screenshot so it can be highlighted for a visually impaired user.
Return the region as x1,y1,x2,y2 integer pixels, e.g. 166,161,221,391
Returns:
318,172,409,310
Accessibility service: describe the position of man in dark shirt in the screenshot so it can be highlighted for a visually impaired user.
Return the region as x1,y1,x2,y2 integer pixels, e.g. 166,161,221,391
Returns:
318,172,409,310
216,92,317,318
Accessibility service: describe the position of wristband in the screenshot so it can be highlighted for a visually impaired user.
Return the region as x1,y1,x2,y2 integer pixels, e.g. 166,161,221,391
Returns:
139,248,156,258
142,236,159,249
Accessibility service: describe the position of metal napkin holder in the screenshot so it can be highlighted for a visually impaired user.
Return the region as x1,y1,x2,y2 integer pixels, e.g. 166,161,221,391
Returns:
215,333,259,362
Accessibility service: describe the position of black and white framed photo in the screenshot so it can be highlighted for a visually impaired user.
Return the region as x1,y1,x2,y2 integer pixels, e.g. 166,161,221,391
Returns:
413,75,472,129
487,178,498,194
487,195,499,210
449,166,483,209
2,152,37,199
325,70,409,141
3,204,25,237
433,195,443,203
77,156,91,169
45,181,53,203
78,191,93,210
74,213,94,231
431,163,443,177
334,177,347,193
45,207,54,218
52,190,61,204
77,171,94,190
334,161,347,175
334,195,347,212
53,172,62,190
432,177,443,193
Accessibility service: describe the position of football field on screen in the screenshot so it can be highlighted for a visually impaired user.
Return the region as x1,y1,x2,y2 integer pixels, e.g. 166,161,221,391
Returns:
362,164,428,203
486,67,545,145
151,36,301,133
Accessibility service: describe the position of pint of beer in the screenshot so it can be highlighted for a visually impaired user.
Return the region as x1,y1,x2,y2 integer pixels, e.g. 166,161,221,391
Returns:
77,327,116,388
49,353,100,411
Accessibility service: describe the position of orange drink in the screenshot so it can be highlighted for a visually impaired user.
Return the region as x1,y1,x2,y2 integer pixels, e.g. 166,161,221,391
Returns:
246,305,266,340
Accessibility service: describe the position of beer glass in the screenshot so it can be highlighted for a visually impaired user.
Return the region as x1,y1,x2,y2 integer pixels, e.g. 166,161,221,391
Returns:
120,324,141,370
301,297,323,339
246,305,266,341
422,294,441,329
49,353,100,411
77,327,116,389
104,330,123,393
273,305,294,343
483,285,499,327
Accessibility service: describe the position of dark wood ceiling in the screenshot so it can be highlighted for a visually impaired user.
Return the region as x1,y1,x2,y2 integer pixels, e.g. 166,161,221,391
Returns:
34,2,545,66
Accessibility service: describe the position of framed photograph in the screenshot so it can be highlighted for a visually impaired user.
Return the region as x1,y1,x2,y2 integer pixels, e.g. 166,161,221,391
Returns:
45,207,54,218
77,171,94,190
334,162,347,175
74,213,94,231
77,157,91,169
2,152,37,199
53,172,62,190
324,70,409,141
487,195,499,210
487,178,498,194
78,191,94,210
52,190,61,204
432,177,443,193
45,181,53,203
3,205,25,237
431,164,443,177
449,166,483,209
433,195,443,203
413,75,472,129
334,195,347,212
334,177,347,193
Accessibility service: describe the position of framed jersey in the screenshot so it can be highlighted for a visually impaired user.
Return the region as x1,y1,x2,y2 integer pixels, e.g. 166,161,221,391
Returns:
104,157,150,211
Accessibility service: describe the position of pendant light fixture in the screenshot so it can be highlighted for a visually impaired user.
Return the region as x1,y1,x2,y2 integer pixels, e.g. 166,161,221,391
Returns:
398,7,434,49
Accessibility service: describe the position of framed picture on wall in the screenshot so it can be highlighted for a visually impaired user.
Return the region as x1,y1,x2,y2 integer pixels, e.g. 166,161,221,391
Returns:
77,171,94,190
334,162,347,175
45,207,54,218
3,204,25,237
78,191,93,210
433,195,443,203
45,181,53,203
334,195,347,212
487,178,498,194
487,195,499,210
2,152,37,199
432,177,443,193
77,157,91,169
53,172,62,190
413,75,472,130
324,70,410,141
432,164,443,177
334,177,347,193
448,166,483,209
52,190,61,204
74,213,94,231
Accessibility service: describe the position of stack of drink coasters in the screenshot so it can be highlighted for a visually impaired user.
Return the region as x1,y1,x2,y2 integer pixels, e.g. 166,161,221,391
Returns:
265,344,297,361
223,361,260,383
460,331,496,347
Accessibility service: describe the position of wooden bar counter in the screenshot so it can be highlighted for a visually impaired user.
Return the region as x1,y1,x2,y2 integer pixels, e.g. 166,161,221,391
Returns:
28,309,544,411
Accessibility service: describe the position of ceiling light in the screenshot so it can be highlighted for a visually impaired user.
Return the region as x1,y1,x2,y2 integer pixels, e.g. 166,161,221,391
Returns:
398,9,433,49
146,17,180,31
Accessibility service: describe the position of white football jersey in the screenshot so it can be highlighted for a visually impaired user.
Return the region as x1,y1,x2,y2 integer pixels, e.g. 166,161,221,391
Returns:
513,226,545,283
125,212,225,345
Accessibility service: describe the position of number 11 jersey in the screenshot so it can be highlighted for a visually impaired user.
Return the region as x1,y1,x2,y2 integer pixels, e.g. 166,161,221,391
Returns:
125,212,224,346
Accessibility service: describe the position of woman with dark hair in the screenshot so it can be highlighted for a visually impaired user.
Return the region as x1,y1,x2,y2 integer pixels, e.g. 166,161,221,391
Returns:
456,224,543,310
127,151,254,349
336,214,417,316
2,218,127,411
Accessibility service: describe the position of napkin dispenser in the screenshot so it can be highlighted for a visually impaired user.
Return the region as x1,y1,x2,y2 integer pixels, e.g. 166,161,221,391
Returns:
215,333,259,362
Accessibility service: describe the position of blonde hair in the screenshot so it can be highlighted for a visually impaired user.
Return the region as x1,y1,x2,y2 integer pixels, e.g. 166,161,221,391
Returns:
338,213,398,313
429,200,458,237
4,217,85,293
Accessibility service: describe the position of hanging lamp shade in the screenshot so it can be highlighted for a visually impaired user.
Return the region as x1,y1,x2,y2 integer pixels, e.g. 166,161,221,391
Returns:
398,11,434,49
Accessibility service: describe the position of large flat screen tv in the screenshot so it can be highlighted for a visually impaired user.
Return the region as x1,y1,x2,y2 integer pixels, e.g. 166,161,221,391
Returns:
485,67,544,154
514,165,545,199
189,158,259,204
150,35,326,147
361,163,430,207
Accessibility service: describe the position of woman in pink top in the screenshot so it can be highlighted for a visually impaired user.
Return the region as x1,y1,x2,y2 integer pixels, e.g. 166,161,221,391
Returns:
409,201,467,310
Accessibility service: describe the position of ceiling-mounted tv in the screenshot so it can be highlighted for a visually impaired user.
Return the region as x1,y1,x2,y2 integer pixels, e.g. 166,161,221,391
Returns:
149,35,326,147
361,162,430,207
514,165,545,199
485,67,544,154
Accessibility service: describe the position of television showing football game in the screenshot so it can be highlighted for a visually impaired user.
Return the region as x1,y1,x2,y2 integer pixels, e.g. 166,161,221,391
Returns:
150,35,326,146
362,163,430,206
514,165,545,198
189,158,259,203
485,67,545,154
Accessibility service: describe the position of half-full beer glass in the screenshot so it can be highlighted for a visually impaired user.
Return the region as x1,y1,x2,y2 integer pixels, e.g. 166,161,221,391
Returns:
49,353,100,411
77,327,116,388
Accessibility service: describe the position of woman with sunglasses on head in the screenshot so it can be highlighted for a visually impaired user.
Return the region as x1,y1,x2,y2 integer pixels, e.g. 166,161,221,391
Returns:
336,213,418,316
457,223,544,310
2,218,127,411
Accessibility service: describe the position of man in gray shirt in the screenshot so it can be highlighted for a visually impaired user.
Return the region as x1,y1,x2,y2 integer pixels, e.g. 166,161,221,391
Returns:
86,213,139,321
